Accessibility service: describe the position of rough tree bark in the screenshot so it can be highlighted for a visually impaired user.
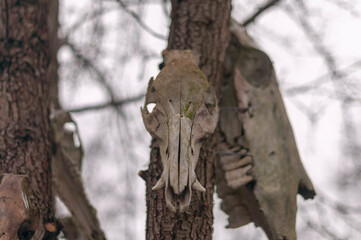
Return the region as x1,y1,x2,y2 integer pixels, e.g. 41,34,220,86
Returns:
0,0,53,231
143,1,231,239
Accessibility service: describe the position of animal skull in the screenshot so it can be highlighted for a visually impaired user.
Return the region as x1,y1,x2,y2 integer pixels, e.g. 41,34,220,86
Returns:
0,174,39,240
142,50,219,212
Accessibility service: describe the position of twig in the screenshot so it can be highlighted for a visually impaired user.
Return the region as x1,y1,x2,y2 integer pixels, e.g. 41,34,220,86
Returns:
299,205,346,240
66,94,144,113
162,0,170,18
284,0,357,105
137,53,160,81
66,7,116,34
284,60,361,95
323,0,359,17
115,0,167,40
283,1,360,103
284,2,339,80
242,0,282,26
65,39,119,105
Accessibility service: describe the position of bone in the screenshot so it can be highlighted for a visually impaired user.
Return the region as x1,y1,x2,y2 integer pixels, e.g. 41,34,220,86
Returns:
192,179,206,192
0,174,40,240
227,175,254,189
142,50,219,212
165,189,177,213
179,189,192,213
222,155,253,171
221,194,244,214
226,205,252,228
225,164,252,182
152,177,165,190
168,116,182,194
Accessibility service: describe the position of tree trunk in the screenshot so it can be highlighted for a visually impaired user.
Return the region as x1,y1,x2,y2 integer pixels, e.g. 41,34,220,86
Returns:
144,1,231,239
0,0,53,223
48,0,61,111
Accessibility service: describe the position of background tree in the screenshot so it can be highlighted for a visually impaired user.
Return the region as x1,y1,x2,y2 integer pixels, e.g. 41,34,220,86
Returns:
0,0,54,237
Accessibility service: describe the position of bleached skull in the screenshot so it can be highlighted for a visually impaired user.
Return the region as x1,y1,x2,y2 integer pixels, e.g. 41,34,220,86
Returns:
0,174,39,240
141,50,219,212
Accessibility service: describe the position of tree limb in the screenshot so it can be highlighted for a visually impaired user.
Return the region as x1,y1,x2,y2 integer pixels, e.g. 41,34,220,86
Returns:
66,94,144,113
65,39,121,108
284,59,361,96
284,1,360,103
242,0,282,26
115,0,167,40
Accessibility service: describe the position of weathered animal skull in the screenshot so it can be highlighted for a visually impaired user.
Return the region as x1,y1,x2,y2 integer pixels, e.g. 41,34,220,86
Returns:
0,174,39,240
141,50,219,212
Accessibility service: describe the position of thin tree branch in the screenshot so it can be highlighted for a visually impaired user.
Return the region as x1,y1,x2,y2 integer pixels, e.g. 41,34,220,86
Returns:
162,0,170,18
66,7,116,34
299,204,347,240
66,94,144,113
284,59,361,95
242,0,282,26
283,1,360,103
115,0,167,40
284,2,339,79
137,53,160,81
65,39,118,104
323,0,360,17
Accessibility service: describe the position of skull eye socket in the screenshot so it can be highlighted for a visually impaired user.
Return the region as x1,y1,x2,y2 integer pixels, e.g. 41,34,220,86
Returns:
18,220,35,240
146,103,156,113
205,103,215,115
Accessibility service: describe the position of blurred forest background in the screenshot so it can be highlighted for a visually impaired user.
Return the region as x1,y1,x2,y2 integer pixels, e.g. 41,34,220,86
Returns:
54,0,361,239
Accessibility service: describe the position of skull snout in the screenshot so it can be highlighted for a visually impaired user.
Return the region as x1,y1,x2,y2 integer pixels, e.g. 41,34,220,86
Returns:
168,116,191,195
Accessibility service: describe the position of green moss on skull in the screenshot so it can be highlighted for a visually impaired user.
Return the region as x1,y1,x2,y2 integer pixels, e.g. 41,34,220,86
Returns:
182,102,197,121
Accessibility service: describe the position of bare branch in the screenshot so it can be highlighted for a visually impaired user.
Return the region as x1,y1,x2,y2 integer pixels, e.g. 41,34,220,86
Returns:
284,59,361,96
115,0,167,40
66,94,144,113
162,0,170,18
323,0,360,17
242,0,282,26
65,7,116,34
284,2,338,79
65,39,119,104
137,53,160,81
283,1,360,103
299,204,347,240
318,193,361,215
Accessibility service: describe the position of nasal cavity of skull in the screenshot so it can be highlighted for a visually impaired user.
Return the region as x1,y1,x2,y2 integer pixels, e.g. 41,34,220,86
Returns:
269,151,276,156
146,103,156,113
